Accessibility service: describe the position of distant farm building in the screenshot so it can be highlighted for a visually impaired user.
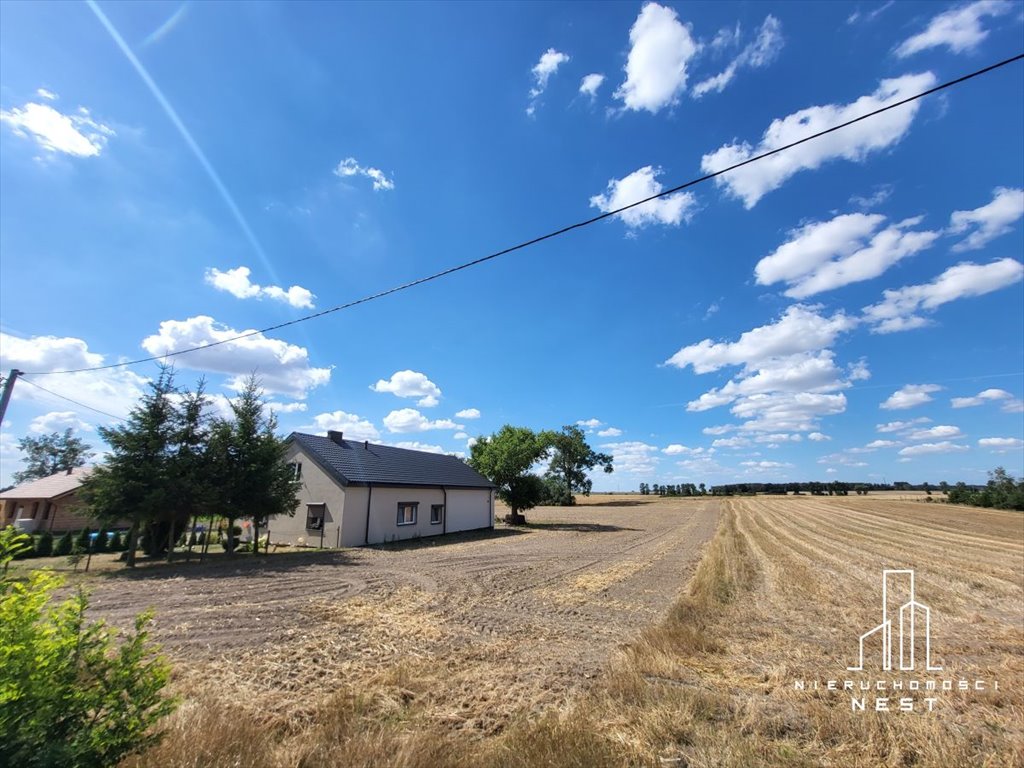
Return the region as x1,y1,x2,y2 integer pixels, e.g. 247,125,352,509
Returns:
0,467,112,533
273,431,495,547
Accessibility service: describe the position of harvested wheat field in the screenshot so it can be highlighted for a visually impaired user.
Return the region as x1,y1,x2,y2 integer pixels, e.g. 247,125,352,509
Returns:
108,495,1022,767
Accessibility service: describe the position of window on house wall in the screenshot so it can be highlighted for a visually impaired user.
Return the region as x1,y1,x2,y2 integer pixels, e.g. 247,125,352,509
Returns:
289,462,303,481
29,501,39,519
430,504,444,524
42,502,51,520
397,502,417,526
305,503,325,530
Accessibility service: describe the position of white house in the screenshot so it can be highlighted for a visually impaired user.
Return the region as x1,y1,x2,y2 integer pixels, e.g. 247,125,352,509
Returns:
271,431,495,547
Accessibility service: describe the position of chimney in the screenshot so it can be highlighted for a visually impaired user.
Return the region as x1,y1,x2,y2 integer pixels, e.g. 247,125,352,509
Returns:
328,430,344,445
364,440,369,449
66,467,73,475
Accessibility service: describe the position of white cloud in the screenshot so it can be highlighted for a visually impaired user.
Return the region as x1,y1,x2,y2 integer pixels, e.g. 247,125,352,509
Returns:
702,72,936,208
205,266,315,309
266,401,307,414
849,184,893,210
579,73,605,98
880,384,942,410
663,444,706,455
0,332,150,420
0,99,114,157
951,388,1014,408
896,0,1013,58
876,418,931,433
730,391,847,433
908,425,963,441
140,316,332,398
36,88,58,101
863,258,1024,334
527,48,570,114
576,418,603,429
382,408,463,434
387,441,447,455
309,410,381,441
666,305,855,374
29,411,94,435
847,1,895,25
702,425,733,436
614,2,699,114
865,439,899,449
712,436,750,448
334,157,394,191
692,15,783,98
898,441,969,457
755,212,940,298
978,437,1024,452
949,187,1024,252
590,166,697,229
598,427,623,437
371,370,442,407
753,433,802,443
808,432,831,441
466,437,479,449
453,431,469,440
454,408,481,419
740,460,791,469
599,441,659,474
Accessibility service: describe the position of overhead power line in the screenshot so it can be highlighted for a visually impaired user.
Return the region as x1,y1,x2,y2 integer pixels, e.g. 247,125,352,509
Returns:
22,52,1024,378
18,376,128,422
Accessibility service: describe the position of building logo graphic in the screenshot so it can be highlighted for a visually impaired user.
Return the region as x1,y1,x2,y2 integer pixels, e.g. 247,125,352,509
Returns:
848,569,942,672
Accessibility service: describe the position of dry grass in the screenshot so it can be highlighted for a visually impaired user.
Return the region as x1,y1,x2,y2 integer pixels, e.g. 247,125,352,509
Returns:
125,497,1024,767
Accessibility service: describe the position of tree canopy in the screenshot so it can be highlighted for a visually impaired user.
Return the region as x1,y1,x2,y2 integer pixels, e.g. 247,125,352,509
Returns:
12,429,92,485
468,425,550,524
542,425,613,505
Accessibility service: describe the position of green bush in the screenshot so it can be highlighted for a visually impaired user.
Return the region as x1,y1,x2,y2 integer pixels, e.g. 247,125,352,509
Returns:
35,532,54,558
94,527,109,553
75,527,92,551
0,542,176,767
109,531,124,552
54,532,73,557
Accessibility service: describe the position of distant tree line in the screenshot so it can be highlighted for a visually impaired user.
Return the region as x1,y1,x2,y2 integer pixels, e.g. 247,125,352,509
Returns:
639,483,706,496
945,468,1024,511
468,425,613,524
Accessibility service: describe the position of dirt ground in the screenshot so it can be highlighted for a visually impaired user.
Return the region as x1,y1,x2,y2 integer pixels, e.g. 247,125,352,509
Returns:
82,496,719,732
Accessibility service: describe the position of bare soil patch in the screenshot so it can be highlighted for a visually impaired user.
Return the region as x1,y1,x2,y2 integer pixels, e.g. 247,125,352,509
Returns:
83,498,719,732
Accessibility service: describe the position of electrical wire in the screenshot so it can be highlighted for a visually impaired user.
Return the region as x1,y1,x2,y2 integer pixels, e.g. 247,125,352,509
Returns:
21,52,1024,377
17,376,128,422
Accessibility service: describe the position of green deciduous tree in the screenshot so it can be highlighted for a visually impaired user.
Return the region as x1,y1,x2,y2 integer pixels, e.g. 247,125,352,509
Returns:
542,425,613,505
12,429,92,485
468,426,550,524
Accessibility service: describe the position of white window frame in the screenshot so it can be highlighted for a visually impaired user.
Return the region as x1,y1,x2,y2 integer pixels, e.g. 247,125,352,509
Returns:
305,503,325,530
397,502,418,526
430,504,444,525
289,462,303,481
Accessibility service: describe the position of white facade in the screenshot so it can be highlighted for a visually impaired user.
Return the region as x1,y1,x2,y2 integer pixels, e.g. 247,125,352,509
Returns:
270,443,494,548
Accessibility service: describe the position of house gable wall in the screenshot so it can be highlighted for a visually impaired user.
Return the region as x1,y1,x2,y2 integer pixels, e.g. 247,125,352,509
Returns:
269,444,345,547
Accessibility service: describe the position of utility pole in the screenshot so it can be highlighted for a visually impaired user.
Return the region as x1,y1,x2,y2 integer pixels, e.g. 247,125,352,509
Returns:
0,369,22,425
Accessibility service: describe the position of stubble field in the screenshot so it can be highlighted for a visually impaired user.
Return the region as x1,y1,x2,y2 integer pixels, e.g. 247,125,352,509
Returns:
73,493,1022,767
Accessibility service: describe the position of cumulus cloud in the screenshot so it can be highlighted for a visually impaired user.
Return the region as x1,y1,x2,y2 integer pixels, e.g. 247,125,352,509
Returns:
908,425,963,441
692,15,783,98
599,441,659,474
382,408,463,434
454,408,481,419
140,316,332,398
29,411,94,435
309,410,380,441
880,384,942,410
863,258,1024,333
597,427,623,437
876,418,931,433
0,98,114,157
808,432,831,441
951,388,1015,408
896,0,1013,58
0,332,150,420
755,212,939,298
948,187,1024,252
579,73,605,99
701,72,936,208
334,157,394,191
614,2,699,114
527,48,570,115
666,305,855,374
712,436,750,448
576,418,603,429
865,439,899,449
590,166,697,229
387,441,448,455
371,370,442,408
978,437,1024,452
205,266,315,309
898,441,969,457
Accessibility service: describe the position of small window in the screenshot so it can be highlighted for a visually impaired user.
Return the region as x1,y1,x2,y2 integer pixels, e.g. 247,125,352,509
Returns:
42,502,52,521
397,502,418,526
430,504,444,525
29,502,39,519
289,462,303,481
306,503,325,530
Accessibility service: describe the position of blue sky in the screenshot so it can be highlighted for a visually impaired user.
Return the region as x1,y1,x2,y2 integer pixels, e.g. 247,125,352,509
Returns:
1,0,1022,490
